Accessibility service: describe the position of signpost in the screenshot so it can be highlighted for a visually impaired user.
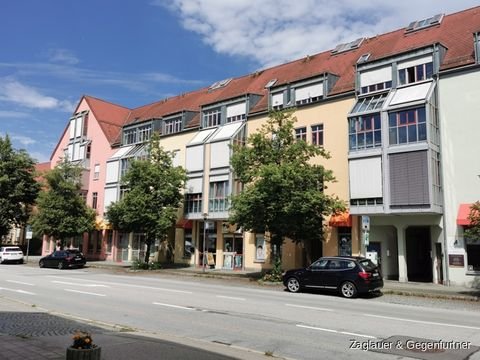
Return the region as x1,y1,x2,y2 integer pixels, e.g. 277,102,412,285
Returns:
25,225,33,263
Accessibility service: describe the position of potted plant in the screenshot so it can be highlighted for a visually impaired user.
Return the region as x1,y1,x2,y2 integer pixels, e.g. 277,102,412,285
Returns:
66,331,101,360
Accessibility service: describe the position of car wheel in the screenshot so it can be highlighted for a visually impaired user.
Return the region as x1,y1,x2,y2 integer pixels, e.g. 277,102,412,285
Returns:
39,260,45,268
340,281,357,298
58,262,65,270
286,277,301,293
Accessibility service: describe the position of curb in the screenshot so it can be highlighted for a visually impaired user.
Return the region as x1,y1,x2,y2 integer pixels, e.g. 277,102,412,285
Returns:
382,289,479,302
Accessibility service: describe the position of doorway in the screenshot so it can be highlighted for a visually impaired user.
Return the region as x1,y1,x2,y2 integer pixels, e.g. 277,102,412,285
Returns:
406,226,432,282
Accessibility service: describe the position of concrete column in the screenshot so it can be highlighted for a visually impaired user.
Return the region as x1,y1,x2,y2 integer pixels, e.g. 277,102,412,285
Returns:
396,225,408,282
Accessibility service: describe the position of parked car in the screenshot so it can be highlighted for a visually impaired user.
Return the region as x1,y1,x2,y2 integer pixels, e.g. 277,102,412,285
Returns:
0,246,24,264
282,256,383,298
39,249,86,269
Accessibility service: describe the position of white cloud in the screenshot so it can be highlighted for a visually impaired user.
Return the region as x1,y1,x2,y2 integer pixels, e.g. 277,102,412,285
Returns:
10,134,36,146
48,49,80,65
0,110,29,118
159,0,480,67
0,79,74,112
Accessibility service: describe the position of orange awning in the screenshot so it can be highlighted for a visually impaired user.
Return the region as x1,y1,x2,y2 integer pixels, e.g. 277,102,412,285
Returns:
457,203,473,226
329,212,352,227
176,219,193,229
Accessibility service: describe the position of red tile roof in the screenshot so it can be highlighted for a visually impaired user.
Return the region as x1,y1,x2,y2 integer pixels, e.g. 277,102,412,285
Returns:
59,6,479,138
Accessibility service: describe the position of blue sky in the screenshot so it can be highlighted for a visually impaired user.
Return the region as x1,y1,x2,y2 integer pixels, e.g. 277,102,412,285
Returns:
0,0,478,163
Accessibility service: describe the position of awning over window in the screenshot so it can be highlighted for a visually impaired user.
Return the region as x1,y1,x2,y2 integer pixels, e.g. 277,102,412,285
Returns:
176,219,193,229
457,203,473,226
329,212,352,227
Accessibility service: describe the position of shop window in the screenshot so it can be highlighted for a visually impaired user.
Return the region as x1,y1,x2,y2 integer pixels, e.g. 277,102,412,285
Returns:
106,230,113,254
184,228,193,258
338,227,352,256
466,239,480,272
255,234,266,262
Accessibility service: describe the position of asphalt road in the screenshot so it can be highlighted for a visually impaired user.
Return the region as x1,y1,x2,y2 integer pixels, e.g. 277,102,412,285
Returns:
1,264,479,360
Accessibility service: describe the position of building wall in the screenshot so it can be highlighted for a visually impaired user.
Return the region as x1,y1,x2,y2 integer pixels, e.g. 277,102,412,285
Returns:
438,68,480,287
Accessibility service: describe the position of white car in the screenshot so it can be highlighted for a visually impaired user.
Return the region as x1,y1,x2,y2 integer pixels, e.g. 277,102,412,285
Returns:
0,246,24,264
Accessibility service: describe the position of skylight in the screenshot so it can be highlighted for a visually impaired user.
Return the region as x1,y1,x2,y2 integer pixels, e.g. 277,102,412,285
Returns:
209,78,232,91
405,14,444,33
331,38,364,55
265,79,277,88
357,53,371,64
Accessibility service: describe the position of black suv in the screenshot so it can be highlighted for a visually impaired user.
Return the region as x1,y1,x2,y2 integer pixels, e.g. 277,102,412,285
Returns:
282,256,383,298
39,249,86,269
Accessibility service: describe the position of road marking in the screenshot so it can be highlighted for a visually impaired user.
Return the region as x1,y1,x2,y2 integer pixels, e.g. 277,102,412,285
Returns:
296,325,376,339
0,287,36,295
6,280,35,286
48,276,192,294
64,289,106,297
363,314,480,330
52,281,109,287
285,304,333,312
216,295,246,301
153,302,195,311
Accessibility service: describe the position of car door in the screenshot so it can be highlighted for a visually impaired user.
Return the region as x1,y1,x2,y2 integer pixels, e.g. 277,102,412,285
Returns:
303,258,329,289
50,251,64,267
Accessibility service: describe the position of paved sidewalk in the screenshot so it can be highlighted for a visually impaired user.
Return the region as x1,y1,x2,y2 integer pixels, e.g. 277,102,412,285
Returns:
0,297,272,360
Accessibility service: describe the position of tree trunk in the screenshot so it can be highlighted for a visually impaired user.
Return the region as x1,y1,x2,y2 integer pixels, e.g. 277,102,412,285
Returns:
144,239,151,263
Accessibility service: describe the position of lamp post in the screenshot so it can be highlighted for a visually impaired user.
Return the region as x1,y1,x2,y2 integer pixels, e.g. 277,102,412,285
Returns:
202,213,208,272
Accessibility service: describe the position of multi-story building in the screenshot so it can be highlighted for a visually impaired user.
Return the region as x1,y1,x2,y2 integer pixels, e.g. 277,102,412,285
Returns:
45,6,480,286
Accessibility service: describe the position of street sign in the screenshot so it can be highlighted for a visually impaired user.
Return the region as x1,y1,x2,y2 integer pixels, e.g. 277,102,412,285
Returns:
25,225,33,240
361,216,370,231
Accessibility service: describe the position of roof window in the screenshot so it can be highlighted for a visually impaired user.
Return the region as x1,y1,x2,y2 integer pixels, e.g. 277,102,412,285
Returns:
265,79,277,88
209,78,232,91
331,38,364,55
357,53,371,64
405,14,444,33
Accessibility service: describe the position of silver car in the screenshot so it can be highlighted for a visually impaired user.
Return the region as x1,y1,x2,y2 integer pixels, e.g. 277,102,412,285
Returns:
0,246,24,264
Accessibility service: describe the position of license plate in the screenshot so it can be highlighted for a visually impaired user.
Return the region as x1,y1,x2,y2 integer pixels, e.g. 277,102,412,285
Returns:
372,273,379,277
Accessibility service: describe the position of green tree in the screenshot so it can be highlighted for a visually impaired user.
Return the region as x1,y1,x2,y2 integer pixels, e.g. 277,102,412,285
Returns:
464,201,480,241
106,134,187,263
0,135,40,237
31,160,96,248
230,109,346,265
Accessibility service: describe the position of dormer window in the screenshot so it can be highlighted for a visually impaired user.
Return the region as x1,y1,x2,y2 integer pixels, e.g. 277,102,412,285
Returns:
359,66,392,94
398,56,433,85
203,108,222,128
226,102,246,123
123,128,137,145
295,82,323,105
123,124,152,145
164,117,183,135
271,91,285,110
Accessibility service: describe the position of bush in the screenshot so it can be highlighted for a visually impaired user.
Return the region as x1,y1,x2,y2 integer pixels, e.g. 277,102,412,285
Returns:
131,259,162,270
262,256,283,282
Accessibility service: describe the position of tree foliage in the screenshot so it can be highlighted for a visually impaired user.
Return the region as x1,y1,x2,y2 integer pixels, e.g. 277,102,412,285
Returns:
229,110,346,263
0,135,40,237
31,160,96,248
106,134,187,263
464,201,480,241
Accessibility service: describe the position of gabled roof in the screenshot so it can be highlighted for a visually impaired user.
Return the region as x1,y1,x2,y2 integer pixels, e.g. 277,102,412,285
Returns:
65,6,479,137
81,95,131,145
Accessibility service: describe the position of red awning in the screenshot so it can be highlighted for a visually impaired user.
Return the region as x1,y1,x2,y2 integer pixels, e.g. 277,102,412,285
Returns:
457,203,473,226
176,219,193,229
329,212,352,227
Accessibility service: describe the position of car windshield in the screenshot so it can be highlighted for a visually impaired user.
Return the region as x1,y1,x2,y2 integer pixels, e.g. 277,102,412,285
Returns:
6,247,22,252
359,259,377,271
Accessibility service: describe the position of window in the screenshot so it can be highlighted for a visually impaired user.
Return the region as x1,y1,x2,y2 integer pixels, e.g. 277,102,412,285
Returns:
123,129,137,145
338,228,352,256
184,228,193,258
361,81,392,94
185,193,202,214
295,127,307,141
93,164,100,180
398,62,433,85
295,82,323,105
203,108,222,128
389,107,427,145
92,192,98,210
466,238,480,272
137,125,151,143
120,158,130,179
164,118,183,135
255,234,265,262
310,258,328,269
271,92,284,110
226,102,247,123
106,230,113,254
311,124,324,146
349,114,382,151
351,93,387,114
209,181,229,212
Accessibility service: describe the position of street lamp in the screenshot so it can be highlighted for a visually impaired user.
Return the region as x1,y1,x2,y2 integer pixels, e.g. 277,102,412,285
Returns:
202,213,208,272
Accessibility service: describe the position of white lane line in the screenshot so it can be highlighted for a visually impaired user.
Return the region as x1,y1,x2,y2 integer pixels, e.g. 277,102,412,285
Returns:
363,314,480,331
48,276,192,294
216,295,246,301
0,287,36,295
6,280,35,286
153,302,195,311
64,289,106,297
285,303,333,312
296,325,376,339
52,281,109,288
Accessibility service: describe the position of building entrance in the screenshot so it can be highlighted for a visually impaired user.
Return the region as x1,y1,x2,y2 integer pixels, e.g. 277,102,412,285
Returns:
406,226,432,282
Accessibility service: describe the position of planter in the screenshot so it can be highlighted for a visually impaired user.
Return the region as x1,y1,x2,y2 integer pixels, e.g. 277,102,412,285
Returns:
66,346,102,360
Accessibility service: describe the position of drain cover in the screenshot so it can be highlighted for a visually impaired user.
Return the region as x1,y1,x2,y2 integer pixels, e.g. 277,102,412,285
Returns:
369,335,479,360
